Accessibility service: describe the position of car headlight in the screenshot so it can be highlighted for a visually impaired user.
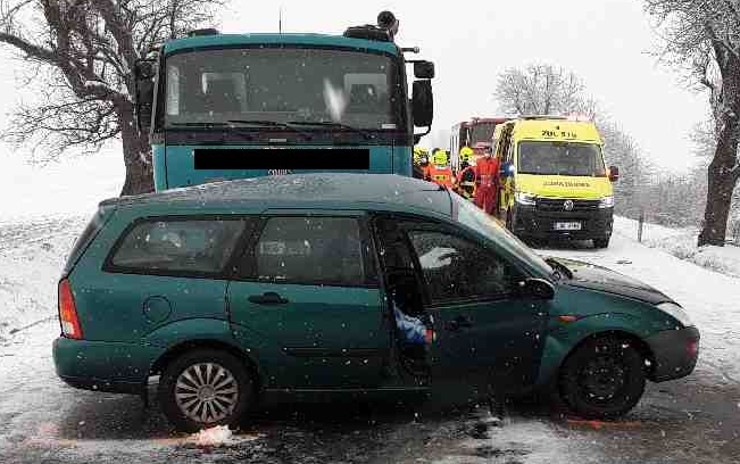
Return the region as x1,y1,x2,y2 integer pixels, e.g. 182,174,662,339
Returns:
598,196,615,208
515,192,537,206
657,302,693,328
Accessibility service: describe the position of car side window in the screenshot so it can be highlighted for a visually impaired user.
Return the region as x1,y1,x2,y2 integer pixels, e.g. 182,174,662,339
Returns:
408,230,520,303
253,216,366,286
109,219,245,274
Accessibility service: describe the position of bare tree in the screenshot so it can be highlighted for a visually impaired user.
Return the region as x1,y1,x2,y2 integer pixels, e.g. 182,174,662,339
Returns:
494,63,588,116
0,0,223,195
645,0,740,246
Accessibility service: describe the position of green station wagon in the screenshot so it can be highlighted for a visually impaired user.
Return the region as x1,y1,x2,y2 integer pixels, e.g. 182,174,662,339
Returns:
53,174,699,431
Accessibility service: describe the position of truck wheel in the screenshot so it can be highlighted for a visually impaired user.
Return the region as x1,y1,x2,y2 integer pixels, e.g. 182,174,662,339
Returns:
559,336,645,419
593,237,610,249
158,349,255,432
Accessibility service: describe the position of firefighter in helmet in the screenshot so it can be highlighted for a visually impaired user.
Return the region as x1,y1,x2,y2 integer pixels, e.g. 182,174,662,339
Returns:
427,149,454,188
456,146,476,199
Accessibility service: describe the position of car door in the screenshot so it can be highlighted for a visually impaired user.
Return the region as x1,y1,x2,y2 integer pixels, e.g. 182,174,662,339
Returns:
403,222,548,395
227,213,389,390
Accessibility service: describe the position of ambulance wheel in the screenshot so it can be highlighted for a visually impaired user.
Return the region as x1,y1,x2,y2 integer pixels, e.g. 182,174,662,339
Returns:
593,237,610,249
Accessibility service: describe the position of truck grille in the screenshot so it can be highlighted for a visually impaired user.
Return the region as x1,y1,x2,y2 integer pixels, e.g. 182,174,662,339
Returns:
536,198,600,211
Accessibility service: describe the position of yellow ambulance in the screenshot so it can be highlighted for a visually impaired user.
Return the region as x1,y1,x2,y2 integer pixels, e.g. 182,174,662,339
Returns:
495,116,619,248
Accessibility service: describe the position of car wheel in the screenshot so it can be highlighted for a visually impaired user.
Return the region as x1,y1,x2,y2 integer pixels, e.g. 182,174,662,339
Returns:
158,349,255,432
593,237,610,249
559,336,645,419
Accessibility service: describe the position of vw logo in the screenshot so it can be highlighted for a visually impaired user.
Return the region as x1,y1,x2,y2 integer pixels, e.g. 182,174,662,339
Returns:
563,200,574,211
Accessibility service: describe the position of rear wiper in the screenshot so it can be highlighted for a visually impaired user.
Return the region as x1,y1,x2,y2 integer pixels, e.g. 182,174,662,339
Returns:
287,121,374,140
545,257,573,280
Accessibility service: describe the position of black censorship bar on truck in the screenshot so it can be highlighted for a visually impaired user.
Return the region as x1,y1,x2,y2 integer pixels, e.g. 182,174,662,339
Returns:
194,149,371,170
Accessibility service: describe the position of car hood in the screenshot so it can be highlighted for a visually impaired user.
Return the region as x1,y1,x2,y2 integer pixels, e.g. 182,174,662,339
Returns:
553,257,674,305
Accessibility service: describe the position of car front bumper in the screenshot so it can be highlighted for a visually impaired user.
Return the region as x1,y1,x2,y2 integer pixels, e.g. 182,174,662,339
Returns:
53,337,160,394
645,325,700,382
513,204,613,240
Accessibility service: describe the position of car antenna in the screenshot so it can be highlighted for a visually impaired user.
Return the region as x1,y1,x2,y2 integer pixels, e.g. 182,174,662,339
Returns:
279,6,283,34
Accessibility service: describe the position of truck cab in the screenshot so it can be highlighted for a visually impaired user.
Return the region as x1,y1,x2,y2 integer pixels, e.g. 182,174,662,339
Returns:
133,13,435,190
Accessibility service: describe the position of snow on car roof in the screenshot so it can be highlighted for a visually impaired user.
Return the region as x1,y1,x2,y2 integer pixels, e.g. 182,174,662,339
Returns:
101,173,452,216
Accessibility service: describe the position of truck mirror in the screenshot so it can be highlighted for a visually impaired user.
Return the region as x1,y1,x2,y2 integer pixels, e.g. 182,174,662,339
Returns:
134,59,156,133
608,165,620,182
414,61,435,79
412,80,433,128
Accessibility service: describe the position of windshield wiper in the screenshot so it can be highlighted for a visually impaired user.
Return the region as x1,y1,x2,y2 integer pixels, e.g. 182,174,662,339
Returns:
170,122,229,127
226,119,314,138
545,257,573,280
287,121,374,140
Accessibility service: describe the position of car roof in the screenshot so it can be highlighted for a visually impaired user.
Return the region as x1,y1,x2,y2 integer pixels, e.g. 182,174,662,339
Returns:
101,174,453,217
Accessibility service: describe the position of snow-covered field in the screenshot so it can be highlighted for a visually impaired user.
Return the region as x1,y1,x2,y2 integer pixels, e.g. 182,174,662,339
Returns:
613,216,740,279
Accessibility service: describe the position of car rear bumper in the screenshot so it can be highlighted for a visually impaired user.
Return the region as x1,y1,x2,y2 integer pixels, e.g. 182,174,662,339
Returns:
645,325,700,382
53,337,159,394
513,204,613,240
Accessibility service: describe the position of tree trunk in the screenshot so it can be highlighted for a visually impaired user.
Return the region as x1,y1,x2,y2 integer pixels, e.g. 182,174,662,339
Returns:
698,136,738,246
698,48,740,246
118,101,154,196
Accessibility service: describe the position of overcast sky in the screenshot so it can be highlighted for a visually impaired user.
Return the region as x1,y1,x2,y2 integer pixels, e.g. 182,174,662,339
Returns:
0,0,710,217
217,0,707,170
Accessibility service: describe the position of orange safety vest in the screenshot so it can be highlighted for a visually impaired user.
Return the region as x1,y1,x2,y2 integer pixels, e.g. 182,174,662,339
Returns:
427,165,454,188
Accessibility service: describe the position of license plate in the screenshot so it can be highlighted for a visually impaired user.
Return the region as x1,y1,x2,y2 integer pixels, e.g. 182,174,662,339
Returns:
554,222,582,231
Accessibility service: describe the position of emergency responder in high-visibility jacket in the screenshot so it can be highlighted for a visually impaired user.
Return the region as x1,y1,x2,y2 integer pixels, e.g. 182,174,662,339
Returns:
459,145,474,170
427,149,454,188
473,146,501,216
456,161,476,200
413,146,429,179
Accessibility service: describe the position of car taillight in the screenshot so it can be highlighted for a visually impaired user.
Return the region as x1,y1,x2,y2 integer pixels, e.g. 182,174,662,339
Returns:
58,279,83,340
687,339,699,358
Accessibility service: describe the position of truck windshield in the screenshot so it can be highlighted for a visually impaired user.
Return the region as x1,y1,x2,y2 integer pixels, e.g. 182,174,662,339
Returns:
518,141,607,177
163,47,402,130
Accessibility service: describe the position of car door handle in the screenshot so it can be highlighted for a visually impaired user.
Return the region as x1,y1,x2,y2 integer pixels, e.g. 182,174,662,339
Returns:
445,315,473,331
248,292,289,305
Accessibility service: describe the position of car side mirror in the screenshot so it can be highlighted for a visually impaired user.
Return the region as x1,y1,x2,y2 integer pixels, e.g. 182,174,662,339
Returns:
134,59,156,133
412,80,433,128
413,60,435,79
518,278,555,300
608,165,620,182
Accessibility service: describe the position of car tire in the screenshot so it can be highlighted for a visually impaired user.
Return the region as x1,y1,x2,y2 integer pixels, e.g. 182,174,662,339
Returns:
593,237,610,249
559,336,645,419
158,349,255,432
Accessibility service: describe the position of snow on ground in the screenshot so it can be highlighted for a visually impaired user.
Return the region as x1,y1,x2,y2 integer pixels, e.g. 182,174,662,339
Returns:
0,215,87,339
613,216,740,279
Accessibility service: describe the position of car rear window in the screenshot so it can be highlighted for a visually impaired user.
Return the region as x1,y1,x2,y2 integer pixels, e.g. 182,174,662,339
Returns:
64,208,108,274
108,218,245,275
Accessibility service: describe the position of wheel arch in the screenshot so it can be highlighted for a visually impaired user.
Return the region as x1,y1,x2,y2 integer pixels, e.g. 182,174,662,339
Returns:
149,339,264,393
559,330,656,381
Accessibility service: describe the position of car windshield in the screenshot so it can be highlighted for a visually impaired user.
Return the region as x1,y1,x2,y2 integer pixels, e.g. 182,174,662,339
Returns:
518,141,607,176
164,47,401,130
452,193,553,277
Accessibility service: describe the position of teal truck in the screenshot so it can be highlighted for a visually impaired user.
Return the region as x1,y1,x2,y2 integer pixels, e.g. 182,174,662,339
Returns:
133,11,435,190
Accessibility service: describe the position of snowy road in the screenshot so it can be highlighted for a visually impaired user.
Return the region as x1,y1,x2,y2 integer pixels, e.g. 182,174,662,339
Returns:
0,218,739,463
